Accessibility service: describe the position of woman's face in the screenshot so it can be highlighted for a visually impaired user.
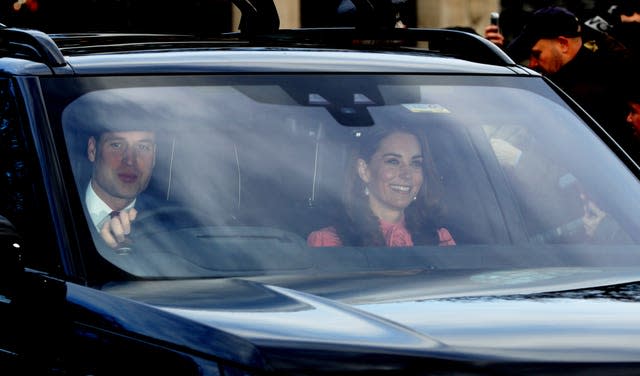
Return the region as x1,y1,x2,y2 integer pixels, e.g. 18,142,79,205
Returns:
358,131,424,220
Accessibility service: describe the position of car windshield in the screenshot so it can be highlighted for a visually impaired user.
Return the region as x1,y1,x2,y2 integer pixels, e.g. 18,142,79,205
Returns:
47,74,640,279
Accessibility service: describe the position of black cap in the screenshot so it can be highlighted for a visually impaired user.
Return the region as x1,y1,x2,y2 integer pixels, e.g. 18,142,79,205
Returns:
618,0,640,16
507,6,581,60
624,75,640,104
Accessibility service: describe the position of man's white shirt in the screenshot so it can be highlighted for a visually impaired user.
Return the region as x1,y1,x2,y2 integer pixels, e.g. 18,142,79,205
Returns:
86,181,136,230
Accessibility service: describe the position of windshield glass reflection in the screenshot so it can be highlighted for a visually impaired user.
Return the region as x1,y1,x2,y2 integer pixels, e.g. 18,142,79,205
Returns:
60,75,640,279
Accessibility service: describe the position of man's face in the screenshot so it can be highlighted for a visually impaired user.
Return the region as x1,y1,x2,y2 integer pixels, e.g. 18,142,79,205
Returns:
627,102,640,139
528,38,565,75
88,131,156,208
620,11,640,23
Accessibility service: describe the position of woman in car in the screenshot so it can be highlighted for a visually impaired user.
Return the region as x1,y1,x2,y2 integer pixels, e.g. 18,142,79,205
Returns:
307,126,455,247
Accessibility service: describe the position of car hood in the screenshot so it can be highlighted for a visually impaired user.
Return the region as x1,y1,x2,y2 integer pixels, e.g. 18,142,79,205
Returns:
98,267,640,372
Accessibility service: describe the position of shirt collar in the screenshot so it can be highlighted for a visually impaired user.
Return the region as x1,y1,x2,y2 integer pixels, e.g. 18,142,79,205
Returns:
85,181,136,229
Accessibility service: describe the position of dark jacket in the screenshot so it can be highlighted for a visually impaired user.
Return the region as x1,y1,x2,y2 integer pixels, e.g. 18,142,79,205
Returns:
549,44,631,143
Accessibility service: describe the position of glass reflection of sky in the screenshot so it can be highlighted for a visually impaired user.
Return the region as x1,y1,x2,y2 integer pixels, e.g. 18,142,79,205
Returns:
361,298,640,356
161,285,442,349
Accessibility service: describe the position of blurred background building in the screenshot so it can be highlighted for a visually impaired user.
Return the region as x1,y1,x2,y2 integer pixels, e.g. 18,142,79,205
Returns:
1,0,612,46
1,0,502,35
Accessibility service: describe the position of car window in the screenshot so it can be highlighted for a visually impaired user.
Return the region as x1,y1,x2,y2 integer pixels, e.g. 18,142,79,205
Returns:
47,74,640,279
0,78,60,272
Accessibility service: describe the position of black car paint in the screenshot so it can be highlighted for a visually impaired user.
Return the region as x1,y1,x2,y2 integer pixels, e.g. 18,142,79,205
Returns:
81,269,640,372
2,9,640,375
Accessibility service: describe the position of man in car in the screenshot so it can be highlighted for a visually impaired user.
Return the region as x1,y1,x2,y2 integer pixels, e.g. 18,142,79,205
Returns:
85,128,156,249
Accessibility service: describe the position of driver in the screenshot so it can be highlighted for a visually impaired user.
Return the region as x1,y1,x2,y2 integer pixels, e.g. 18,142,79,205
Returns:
85,129,156,249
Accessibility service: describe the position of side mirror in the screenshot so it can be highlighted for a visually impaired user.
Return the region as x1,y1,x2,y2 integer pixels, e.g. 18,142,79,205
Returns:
0,215,25,295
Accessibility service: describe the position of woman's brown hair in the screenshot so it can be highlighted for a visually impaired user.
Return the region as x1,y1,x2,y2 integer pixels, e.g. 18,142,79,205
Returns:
336,125,446,246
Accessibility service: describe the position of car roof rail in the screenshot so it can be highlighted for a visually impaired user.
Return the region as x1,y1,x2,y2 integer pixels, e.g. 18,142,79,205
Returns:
0,25,66,67
241,27,516,66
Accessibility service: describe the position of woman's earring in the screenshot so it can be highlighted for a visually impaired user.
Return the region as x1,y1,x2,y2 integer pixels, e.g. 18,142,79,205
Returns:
364,186,370,196
412,196,417,201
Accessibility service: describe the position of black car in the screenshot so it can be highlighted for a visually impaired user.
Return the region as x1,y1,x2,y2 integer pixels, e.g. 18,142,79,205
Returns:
2,1,640,375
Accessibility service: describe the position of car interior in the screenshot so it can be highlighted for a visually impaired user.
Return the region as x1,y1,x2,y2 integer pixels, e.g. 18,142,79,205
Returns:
57,76,640,278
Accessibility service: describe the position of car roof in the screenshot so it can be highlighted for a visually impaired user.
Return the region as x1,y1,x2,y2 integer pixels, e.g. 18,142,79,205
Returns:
62,49,525,75
0,26,537,76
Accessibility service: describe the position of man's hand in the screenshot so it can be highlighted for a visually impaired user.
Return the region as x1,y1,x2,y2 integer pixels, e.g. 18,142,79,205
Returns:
100,208,137,249
490,138,522,167
581,195,606,238
484,25,504,48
